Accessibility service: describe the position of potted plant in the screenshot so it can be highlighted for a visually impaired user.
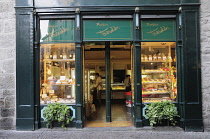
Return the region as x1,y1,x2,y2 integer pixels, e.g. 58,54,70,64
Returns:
43,103,73,129
145,100,179,127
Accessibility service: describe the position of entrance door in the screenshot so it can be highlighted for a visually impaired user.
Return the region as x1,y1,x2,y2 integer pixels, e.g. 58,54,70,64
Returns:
83,41,133,127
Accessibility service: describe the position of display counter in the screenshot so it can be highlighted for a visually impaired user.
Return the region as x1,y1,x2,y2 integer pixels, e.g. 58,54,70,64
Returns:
101,83,126,99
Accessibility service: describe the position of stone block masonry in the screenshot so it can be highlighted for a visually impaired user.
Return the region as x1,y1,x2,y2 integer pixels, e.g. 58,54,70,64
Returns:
201,0,210,131
0,0,16,130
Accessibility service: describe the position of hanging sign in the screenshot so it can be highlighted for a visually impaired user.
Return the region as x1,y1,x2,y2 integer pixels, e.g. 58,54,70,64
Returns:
41,20,75,43
141,19,176,41
83,20,133,41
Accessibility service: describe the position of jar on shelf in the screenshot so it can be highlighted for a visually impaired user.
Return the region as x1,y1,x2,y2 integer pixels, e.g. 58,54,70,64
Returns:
144,55,148,61
153,54,157,61
158,53,162,60
148,55,153,61
162,53,166,61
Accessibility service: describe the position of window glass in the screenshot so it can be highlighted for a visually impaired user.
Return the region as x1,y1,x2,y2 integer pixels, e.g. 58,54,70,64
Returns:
39,20,75,104
141,42,177,103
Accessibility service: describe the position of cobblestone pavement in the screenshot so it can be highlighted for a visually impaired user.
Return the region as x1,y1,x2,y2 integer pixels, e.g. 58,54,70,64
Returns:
1,127,210,139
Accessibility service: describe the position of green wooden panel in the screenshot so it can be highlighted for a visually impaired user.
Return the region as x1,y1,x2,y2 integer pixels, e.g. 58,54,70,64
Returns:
83,20,133,41
184,11,200,103
16,9,35,130
41,20,74,43
141,19,176,41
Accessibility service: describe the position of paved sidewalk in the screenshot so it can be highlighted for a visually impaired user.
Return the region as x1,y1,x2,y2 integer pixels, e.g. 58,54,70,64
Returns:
0,127,210,139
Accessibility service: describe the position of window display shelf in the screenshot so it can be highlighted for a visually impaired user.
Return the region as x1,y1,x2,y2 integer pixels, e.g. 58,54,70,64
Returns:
141,60,166,62
43,59,75,62
142,70,168,74
142,91,168,95
142,82,166,84
40,43,76,105
54,84,75,86
140,44,177,103
42,83,75,86
40,99,76,105
142,99,172,103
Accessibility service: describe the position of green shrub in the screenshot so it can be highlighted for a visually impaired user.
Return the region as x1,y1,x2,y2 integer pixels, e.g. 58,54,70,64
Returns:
43,103,73,129
145,100,179,126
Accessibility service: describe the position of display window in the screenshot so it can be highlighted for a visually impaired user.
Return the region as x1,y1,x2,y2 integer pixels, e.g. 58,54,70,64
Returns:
141,42,177,103
39,20,76,104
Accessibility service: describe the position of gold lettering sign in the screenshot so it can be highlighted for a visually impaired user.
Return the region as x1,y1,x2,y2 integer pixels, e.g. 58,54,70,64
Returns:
49,27,70,38
83,20,133,40
147,26,170,36
95,22,120,36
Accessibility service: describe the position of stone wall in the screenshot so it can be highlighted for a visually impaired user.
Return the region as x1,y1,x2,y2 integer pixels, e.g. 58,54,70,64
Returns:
200,0,210,131
0,0,16,129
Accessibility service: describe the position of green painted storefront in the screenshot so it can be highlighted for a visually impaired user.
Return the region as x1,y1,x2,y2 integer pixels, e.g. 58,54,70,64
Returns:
15,0,203,131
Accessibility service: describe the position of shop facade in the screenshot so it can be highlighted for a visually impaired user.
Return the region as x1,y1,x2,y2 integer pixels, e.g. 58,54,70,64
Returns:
15,0,203,131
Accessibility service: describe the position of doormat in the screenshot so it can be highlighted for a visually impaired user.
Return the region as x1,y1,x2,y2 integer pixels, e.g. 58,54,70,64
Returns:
85,121,133,127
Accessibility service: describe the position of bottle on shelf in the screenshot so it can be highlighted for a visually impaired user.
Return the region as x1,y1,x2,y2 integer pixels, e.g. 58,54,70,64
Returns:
158,53,162,60
68,50,74,59
144,55,148,61
49,48,53,59
153,54,157,61
59,49,63,59
148,55,152,61
162,53,166,61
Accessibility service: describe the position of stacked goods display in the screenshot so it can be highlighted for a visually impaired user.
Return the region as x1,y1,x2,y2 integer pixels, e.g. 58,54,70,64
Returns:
40,43,76,104
141,42,177,103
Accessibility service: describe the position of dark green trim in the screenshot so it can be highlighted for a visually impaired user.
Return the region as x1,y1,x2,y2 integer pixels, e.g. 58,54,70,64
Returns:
16,8,35,130
16,0,200,7
133,12,143,127
179,6,203,132
34,12,41,130
177,11,185,129
75,12,84,128
105,42,111,122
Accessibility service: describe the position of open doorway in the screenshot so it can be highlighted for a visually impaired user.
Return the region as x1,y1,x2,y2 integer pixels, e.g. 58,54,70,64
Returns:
83,42,133,127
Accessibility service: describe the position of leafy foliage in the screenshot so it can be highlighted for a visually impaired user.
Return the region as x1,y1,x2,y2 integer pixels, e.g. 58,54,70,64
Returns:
145,100,179,126
43,103,73,129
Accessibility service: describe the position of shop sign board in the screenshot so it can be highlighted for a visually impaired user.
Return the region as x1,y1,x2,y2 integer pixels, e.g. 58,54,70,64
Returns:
141,19,176,41
41,20,75,43
83,20,133,41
